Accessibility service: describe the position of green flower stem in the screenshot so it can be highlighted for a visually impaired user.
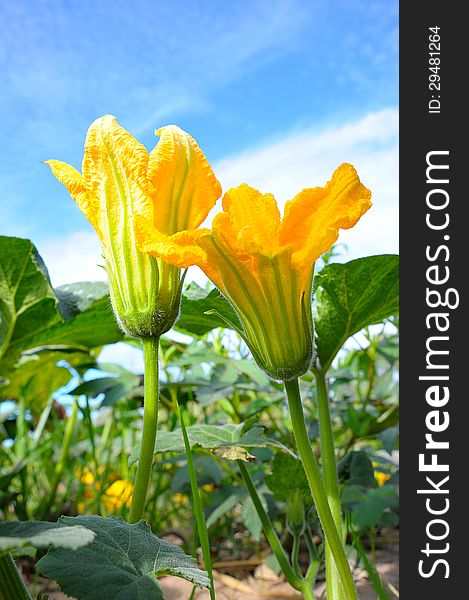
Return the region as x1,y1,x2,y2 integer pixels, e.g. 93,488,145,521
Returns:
0,553,32,600
39,396,79,519
291,532,301,578
303,582,316,600
313,368,345,600
129,336,160,523
237,461,303,591
284,378,356,600
174,393,215,600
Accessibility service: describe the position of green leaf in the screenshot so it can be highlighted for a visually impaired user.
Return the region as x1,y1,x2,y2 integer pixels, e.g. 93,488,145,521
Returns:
70,370,140,407
0,521,95,553
25,295,123,351
0,237,123,397
242,492,268,542
37,516,210,600
350,487,397,531
338,451,376,488
129,424,290,464
0,236,61,372
342,485,397,532
314,255,399,370
175,283,241,336
380,426,399,454
55,281,110,320
265,452,311,503
206,491,245,528
0,352,72,409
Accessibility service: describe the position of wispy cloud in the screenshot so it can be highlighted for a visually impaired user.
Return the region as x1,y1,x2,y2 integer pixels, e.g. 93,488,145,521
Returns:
0,0,309,140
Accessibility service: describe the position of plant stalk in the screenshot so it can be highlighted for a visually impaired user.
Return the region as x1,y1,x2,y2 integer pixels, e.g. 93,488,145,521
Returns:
284,378,356,600
0,554,32,600
313,368,345,599
39,395,79,519
238,461,303,591
175,394,215,600
129,336,160,523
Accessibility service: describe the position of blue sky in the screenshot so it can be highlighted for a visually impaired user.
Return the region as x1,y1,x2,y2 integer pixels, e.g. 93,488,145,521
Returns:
0,0,398,286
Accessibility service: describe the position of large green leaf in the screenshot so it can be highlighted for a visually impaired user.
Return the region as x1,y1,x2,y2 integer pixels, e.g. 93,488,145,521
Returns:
37,516,209,600
130,424,291,464
0,236,61,371
314,255,399,370
175,282,240,336
0,521,95,553
0,352,72,408
56,281,110,319
0,237,123,384
25,294,123,351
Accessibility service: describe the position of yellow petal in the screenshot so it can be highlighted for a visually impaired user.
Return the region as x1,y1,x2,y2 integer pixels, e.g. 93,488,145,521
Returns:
280,163,372,267
146,125,221,235
45,160,102,238
81,115,149,241
222,184,281,256
134,213,213,271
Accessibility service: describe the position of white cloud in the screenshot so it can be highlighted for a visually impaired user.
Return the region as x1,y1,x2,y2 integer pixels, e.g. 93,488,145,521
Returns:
41,108,398,288
39,231,106,287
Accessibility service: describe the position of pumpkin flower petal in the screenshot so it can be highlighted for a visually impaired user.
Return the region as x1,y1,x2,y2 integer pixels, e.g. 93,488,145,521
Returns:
280,163,372,268
222,184,281,256
135,215,211,272
147,125,222,235
45,160,102,237
81,114,149,242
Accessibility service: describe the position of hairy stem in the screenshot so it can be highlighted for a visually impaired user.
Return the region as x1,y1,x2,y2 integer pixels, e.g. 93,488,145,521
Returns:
314,369,345,600
175,393,215,600
238,461,302,590
284,378,356,600
129,337,159,523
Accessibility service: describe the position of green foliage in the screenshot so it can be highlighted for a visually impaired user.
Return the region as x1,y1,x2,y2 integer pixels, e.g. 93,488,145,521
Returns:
175,282,240,336
265,452,310,503
130,423,289,464
342,485,398,531
37,516,210,600
55,282,110,319
338,451,376,488
0,352,73,409
241,492,268,541
314,254,399,369
0,236,62,371
70,366,140,407
0,521,95,553
0,235,399,598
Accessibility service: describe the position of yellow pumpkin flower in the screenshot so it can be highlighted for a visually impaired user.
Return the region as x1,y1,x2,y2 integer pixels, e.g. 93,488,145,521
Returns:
372,462,392,486
46,115,221,337
102,480,133,512
136,163,371,379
